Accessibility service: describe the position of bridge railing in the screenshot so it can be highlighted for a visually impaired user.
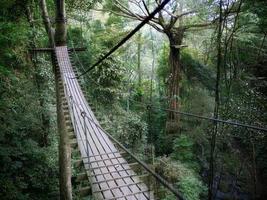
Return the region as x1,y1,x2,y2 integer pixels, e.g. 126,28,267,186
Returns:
63,83,186,199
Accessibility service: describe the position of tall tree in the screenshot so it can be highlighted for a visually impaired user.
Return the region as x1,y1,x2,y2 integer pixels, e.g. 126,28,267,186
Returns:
208,0,223,198
39,0,71,198
105,0,221,133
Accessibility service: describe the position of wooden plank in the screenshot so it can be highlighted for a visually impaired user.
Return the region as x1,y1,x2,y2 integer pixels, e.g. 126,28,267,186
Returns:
89,168,132,177
94,181,143,193
105,189,150,200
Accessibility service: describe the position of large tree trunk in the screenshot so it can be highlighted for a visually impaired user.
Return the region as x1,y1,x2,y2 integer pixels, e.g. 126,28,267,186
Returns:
38,0,72,198
55,0,67,46
165,28,184,134
55,1,72,200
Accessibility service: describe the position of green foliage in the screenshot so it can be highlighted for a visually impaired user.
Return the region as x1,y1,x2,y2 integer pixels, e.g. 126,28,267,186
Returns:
171,134,194,162
181,49,215,91
103,0,128,12
116,110,147,148
157,43,169,86
177,175,207,200
0,3,58,199
181,84,213,115
157,44,215,91
1,0,266,199
106,14,125,29
0,21,29,69
161,175,207,200
68,28,88,47
69,16,128,104
98,105,147,151
90,56,125,103
155,157,207,200
244,0,267,33
66,0,100,13
0,66,58,200
0,0,29,20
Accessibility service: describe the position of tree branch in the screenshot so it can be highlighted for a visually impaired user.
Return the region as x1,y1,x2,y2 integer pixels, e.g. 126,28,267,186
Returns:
142,0,150,15
184,22,214,30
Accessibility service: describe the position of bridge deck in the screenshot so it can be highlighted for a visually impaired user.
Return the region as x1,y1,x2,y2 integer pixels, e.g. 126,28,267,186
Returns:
55,46,152,200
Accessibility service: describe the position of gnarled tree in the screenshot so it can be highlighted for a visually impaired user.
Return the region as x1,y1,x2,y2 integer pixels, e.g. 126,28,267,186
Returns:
105,0,220,133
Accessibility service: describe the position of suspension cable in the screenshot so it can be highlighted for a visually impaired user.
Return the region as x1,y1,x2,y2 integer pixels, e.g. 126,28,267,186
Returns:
74,0,171,79
129,99,267,132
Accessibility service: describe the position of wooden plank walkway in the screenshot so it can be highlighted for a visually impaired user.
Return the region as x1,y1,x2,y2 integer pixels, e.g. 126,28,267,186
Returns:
55,46,153,200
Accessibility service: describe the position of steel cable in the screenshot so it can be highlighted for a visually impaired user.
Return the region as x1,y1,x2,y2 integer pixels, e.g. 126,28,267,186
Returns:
72,0,171,79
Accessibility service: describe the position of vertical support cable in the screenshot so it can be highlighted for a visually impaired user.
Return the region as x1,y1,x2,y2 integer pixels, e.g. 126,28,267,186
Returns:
81,111,89,164
69,95,77,136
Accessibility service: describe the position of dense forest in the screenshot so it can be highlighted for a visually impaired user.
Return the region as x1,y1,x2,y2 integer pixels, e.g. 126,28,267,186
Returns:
0,0,266,199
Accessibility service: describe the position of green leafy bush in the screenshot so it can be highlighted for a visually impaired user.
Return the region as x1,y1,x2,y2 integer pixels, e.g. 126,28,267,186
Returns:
171,134,194,161
155,157,207,200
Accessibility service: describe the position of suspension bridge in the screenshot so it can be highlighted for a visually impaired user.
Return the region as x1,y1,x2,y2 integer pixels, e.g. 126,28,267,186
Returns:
32,0,188,199
54,44,266,200
33,0,267,199
55,46,185,200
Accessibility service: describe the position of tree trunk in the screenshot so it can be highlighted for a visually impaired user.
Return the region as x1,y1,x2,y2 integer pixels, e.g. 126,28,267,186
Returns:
209,0,223,199
136,33,143,102
55,1,72,200
55,0,67,46
39,0,55,47
165,28,184,134
137,33,142,89
251,139,258,199
148,28,155,143
38,0,72,198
